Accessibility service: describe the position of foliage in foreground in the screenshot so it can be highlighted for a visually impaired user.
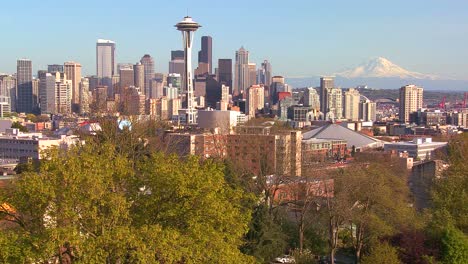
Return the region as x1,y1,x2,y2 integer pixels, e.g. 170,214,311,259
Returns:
0,142,255,263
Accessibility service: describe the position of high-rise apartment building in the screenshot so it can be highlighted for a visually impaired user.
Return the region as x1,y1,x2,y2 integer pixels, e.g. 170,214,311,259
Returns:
218,59,232,91
198,36,212,74
165,86,179,100
64,61,82,112
399,84,423,123
359,100,376,122
343,88,360,121
234,47,250,96
326,87,343,120
0,75,16,112
304,87,320,110
55,79,72,114
246,85,264,118
140,54,155,97
320,76,334,113
167,73,182,92
150,79,164,99
79,77,90,114
16,59,33,113
221,84,229,103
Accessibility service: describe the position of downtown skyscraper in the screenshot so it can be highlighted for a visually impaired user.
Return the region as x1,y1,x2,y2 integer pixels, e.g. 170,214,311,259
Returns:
234,47,249,96
140,54,155,97
218,59,232,91
133,62,145,91
198,36,212,74
64,61,82,112
320,76,334,114
258,60,272,87
16,59,33,113
38,71,55,114
96,39,116,78
96,39,116,95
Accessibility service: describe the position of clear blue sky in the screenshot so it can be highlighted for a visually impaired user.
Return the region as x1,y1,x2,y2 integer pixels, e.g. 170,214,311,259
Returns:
1,0,467,79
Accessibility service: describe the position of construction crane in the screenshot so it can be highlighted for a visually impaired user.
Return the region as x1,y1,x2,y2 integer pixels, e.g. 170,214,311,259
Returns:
463,92,467,109
438,96,446,109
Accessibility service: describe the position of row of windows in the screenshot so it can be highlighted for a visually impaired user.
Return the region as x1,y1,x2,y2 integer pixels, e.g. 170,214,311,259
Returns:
0,140,38,145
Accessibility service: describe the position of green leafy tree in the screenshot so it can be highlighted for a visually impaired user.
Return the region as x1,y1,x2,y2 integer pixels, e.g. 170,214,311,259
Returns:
26,114,36,122
431,134,468,233
242,204,288,263
0,141,256,263
11,121,28,132
327,156,416,263
440,225,468,264
361,242,401,264
133,153,255,263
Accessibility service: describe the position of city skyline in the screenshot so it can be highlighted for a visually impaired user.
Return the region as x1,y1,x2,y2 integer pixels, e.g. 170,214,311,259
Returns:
1,0,467,80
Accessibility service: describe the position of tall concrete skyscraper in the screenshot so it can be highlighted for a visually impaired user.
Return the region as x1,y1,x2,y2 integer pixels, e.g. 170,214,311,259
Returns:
320,76,334,113
64,61,82,112
234,47,249,96
198,36,212,74
119,67,135,91
133,62,145,90
140,54,155,97
258,60,272,86
175,16,201,124
39,73,56,114
248,63,257,88
218,59,232,90
96,39,116,94
16,59,33,113
399,84,423,123
96,39,116,78
343,88,360,121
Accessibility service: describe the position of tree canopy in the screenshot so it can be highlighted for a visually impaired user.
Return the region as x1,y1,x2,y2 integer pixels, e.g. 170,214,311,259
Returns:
0,141,255,263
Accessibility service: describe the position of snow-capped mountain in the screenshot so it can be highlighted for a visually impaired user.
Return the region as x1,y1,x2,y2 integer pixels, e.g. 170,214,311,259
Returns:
336,57,439,80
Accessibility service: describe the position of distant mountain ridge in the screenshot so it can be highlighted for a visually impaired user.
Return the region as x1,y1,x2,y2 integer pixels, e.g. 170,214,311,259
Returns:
286,57,468,91
336,57,439,80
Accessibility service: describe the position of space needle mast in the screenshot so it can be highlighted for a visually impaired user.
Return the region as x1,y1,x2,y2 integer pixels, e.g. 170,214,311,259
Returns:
175,16,201,125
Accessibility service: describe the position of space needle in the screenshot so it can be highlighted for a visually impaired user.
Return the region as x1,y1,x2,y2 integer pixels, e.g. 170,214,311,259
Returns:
175,16,201,125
